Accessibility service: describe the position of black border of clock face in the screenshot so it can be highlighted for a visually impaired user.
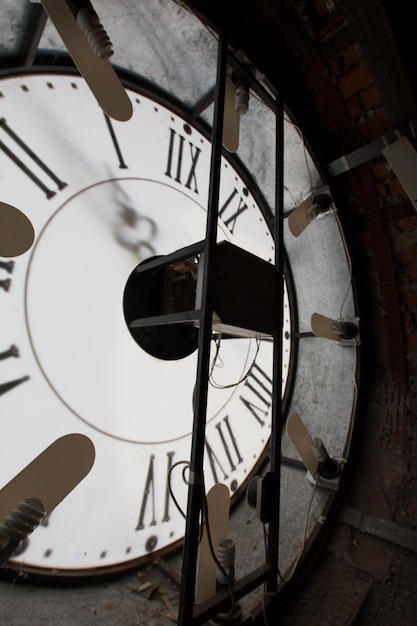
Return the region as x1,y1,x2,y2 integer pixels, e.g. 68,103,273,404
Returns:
0,67,298,582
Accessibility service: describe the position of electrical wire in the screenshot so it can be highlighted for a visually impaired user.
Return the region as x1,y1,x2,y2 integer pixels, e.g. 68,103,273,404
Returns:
167,460,190,520
209,334,261,390
264,475,320,585
284,115,318,199
168,458,237,618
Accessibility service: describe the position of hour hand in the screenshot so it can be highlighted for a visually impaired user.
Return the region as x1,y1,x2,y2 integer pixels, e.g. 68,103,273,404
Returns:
0,434,95,565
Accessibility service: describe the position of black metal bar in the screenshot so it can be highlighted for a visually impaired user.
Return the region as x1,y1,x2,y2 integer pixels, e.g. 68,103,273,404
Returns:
191,86,216,120
177,31,229,626
266,94,285,596
133,240,205,275
281,455,306,471
129,310,201,329
192,563,272,625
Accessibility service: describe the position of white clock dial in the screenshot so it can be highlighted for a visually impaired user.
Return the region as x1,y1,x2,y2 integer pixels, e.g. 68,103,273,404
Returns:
0,72,292,574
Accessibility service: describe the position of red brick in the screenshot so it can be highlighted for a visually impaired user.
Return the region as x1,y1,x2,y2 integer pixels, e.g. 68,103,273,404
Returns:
406,334,417,353
395,244,417,265
366,110,390,136
345,94,363,119
312,0,329,16
376,181,390,198
342,44,362,67
402,309,416,327
371,160,390,181
329,45,362,75
391,176,407,198
361,84,382,110
399,216,417,231
393,231,415,250
407,265,417,282
338,63,374,98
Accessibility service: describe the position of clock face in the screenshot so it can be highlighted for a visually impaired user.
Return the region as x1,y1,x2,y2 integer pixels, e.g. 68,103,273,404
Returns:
0,72,292,576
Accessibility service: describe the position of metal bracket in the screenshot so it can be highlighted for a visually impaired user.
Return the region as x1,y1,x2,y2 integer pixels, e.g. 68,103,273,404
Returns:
328,119,417,176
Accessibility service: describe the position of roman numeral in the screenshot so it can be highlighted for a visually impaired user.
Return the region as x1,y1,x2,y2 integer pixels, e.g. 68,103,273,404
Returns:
0,278,11,292
239,362,273,427
0,260,14,292
0,375,30,397
205,415,243,483
136,451,175,531
0,345,19,361
0,344,30,397
219,188,249,234
0,117,67,199
164,127,201,194
104,113,128,169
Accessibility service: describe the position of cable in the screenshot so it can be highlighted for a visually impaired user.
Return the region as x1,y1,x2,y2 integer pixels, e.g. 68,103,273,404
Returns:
284,115,318,198
209,334,261,390
265,476,319,584
167,460,190,519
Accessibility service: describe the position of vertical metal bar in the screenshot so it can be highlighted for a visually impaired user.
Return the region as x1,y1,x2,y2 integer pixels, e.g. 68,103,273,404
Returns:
177,31,228,626
266,95,285,594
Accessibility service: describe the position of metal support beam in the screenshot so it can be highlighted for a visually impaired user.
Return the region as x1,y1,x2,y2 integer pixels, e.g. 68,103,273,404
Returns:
327,119,417,176
177,30,229,626
266,92,285,597
339,506,417,553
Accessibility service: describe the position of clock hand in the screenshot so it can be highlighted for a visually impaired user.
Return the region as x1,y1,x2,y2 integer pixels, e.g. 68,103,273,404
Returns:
0,434,95,565
0,202,35,257
116,203,157,261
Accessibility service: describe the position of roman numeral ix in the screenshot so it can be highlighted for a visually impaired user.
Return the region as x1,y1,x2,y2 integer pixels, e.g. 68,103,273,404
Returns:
164,127,201,194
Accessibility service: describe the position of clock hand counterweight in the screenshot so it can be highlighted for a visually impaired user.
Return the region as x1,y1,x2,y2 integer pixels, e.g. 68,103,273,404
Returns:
0,202,35,257
0,497,46,566
0,434,95,565
39,0,133,121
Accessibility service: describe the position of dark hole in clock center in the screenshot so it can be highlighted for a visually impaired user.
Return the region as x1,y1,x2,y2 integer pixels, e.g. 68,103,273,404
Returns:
123,255,199,360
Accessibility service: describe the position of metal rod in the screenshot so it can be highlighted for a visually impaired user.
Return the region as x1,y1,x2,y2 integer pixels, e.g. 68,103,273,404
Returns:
177,31,228,626
266,94,285,596
133,240,205,274
192,563,272,625
129,310,201,329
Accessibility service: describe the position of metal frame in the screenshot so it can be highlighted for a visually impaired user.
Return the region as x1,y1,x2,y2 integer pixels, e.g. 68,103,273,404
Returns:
127,30,285,624
175,32,285,625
